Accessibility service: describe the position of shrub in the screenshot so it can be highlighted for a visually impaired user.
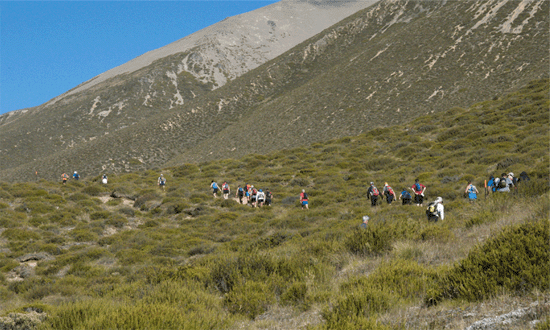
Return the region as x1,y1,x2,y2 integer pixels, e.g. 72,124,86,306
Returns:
224,280,275,319
322,287,394,327
281,281,308,307
105,215,128,228
67,193,89,201
82,185,106,196
1,228,41,241
427,219,549,305
418,224,454,242
344,226,392,256
118,207,135,217
70,229,99,242
90,211,111,220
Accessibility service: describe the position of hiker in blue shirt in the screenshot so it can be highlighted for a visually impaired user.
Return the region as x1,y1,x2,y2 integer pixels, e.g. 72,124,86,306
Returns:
399,188,412,205
487,175,496,193
211,180,219,198
464,181,479,202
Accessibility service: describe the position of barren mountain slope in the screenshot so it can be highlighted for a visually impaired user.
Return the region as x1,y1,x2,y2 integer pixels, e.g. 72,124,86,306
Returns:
0,0,376,177
1,0,548,182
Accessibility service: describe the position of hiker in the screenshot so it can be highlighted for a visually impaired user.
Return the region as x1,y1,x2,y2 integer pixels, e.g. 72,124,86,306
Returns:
265,189,273,206
382,182,396,205
211,180,219,198
158,174,166,190
73,171,80,180
257,189,266,207
426,197,444,222
494,172,513,192
360,215,370,228
399,188,412,205
61,172,69,184
464,181,479,202
368,182,380,207
102,174,108,184
508,172,517,186
250,186,258,206
222,181,230,199
236,185,245,204
410,179,426,206
508,173,518,193
300,189,309,210
244,183,251,204
487,175,496,193
518,171,530,183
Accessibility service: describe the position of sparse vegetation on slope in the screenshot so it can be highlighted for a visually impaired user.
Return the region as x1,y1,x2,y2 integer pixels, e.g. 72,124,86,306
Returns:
0,79,548,329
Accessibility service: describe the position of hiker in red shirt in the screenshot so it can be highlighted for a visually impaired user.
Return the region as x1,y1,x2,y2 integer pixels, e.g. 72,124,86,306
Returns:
300,189,309,210
410,179,426,206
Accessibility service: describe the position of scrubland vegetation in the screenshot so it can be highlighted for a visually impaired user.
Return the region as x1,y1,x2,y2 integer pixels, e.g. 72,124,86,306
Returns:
0,79,548,329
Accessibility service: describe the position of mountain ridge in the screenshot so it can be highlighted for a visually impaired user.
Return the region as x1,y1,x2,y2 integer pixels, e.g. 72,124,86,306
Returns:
0,0,548,182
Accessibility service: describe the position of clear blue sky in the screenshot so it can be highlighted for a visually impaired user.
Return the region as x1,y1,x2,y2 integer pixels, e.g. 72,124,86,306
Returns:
0,1,279,115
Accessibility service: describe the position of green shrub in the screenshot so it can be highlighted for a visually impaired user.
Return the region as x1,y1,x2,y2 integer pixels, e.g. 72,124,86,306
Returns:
0,258,19,272
322,287,394,327
465,209,498,228
344,226,392,256
105,215,128,228
118,207,135,217
90,211,111,220
70,229,99,242
67,193,89,201
281,281,309,307
1,228,41,241
427,219,549,305
224,280,275,319
82,185,106,196
418,224,454,242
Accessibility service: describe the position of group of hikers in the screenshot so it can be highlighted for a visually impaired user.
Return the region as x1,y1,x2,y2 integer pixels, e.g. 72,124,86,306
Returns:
210,181,274,208
364,179,445,222
60,171,81,184
366,179,426,207
365,171,530,222
63,169,531,223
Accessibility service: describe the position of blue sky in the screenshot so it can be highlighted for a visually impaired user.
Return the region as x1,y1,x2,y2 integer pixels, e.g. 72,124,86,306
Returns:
0,1,278,115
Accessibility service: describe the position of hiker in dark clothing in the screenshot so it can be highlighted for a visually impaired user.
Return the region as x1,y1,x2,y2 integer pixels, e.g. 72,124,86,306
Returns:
518,171,530,183
399,188,412,205
368,182,380,207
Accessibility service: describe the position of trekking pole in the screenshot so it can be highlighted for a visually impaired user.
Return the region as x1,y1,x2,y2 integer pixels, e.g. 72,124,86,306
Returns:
484,180,488,199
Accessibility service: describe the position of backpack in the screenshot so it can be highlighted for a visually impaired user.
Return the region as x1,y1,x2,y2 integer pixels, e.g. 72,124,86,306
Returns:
426,202,438,217
387,187,394,196
223,183,229,190
302,192,308,200
402,191,411,199
498,177,507,188
372,187,379,196
266,191,272,199
415,183,421,192
238,187,244,195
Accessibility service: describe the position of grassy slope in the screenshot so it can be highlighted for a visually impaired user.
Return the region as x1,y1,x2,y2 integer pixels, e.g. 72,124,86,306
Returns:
0,79,548,329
